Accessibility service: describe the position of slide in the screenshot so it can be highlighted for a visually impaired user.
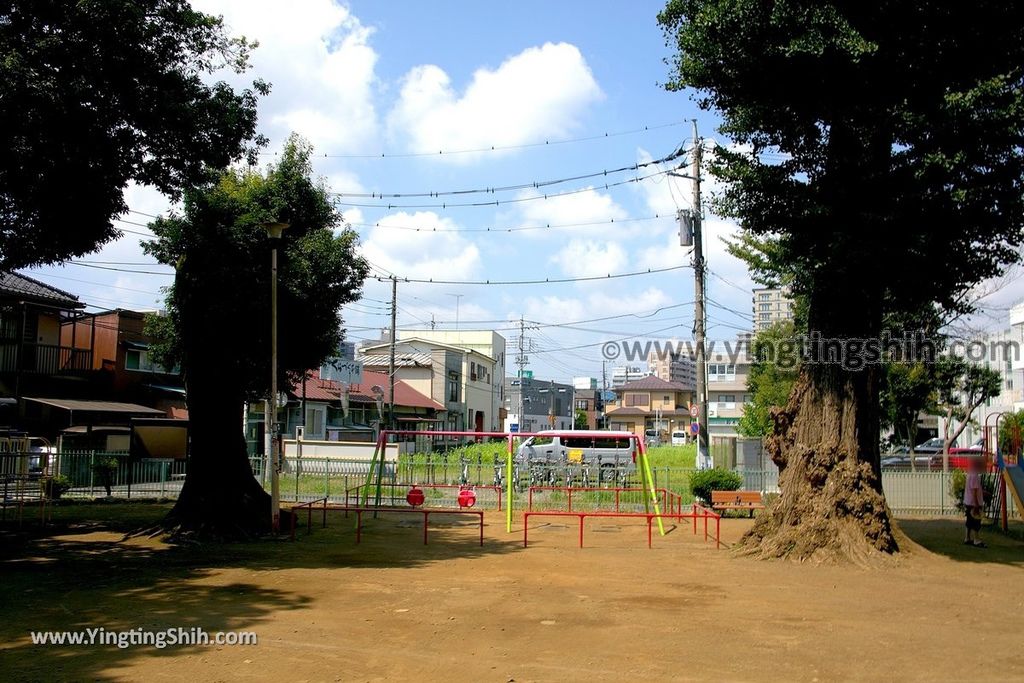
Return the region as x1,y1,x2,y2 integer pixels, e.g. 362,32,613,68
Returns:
1004,464,1024,516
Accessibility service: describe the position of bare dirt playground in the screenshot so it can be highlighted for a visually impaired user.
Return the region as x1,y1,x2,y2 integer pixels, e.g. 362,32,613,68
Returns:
1,505,1022,682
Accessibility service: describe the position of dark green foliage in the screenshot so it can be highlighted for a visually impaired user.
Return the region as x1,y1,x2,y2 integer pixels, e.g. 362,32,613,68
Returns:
659,2,1024,330
0,0,267,268
144,134,369,403
737,321,799,438
42,474,72,499
997,410,1024,456
689,467,742,504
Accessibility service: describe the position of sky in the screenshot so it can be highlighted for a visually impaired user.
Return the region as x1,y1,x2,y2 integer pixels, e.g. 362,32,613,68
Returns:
26,0,1023,383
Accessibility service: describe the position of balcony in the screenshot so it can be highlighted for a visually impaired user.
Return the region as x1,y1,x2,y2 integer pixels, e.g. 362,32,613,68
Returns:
0,342,93,375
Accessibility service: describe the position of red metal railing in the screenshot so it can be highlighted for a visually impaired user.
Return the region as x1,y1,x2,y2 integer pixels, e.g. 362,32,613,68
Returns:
289,497,328,540
523,506,721,549
343,482,502,510
527,485,671,513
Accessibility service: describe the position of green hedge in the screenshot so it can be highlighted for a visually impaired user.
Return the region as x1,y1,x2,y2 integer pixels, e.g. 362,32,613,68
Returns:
689,467,742,504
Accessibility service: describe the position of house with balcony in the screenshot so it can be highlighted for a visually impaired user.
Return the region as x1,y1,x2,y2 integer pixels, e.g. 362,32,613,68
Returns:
60,308,186,418
603,375,695,440
0,272,93,408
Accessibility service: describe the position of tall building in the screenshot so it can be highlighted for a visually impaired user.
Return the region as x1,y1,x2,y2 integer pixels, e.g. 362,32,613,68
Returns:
647,346,697,390
611,365,647,387
503,376,574,433
752,286,795,331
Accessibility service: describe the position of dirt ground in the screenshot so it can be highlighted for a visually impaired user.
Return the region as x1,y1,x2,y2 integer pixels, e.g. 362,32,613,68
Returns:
1,505,1022,682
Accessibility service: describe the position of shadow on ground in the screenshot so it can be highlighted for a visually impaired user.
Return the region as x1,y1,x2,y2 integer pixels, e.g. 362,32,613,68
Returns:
0,501,522,681
896,517,1024,567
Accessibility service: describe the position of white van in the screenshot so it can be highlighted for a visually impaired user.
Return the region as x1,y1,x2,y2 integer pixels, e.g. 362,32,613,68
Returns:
515,430,636,474
671,431,687,446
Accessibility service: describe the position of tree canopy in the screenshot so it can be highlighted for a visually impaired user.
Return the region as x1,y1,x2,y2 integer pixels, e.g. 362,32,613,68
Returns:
736,321,800,439
0,0,267,268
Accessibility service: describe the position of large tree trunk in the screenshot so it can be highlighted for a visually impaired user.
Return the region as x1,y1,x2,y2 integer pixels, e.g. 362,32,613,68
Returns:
163,381,272,539
157,251,276,540
735,364,897,562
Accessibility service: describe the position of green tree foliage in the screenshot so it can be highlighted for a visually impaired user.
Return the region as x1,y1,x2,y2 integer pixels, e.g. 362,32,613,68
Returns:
659,2,1024,560
997,410,1024,456
143,135,369,536
689,467,742,504
737,321,799,438
0,0,267,268
880,362,937,450
935,358,1002,453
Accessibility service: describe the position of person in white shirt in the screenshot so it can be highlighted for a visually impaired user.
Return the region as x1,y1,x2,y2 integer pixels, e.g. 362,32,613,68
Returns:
963,458,986,548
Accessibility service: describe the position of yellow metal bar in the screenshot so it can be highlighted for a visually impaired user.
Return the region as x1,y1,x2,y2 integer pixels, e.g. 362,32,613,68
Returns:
639,441,665,536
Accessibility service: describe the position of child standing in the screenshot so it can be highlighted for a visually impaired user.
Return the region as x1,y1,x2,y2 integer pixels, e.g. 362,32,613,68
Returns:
963,458,987,548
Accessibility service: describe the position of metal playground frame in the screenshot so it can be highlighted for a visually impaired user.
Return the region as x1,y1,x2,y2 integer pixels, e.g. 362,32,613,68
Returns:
359,429,667,537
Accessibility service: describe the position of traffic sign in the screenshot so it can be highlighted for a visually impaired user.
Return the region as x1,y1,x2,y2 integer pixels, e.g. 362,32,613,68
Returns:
509,424,519,433
689,404,699,418
690,422,700,435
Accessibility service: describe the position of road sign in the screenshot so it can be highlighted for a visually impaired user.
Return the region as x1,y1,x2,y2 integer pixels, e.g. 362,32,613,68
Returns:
509,424,519,433
690,422,700,435
689,403,699,418
601,390,617,402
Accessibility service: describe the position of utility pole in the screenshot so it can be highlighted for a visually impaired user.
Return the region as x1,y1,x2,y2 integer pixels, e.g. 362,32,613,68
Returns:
388,276,397,431
691,121,710,468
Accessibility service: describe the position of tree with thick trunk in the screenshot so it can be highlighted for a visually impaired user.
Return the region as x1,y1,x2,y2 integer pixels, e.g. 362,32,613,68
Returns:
144,136,369,538
659,1,1024,561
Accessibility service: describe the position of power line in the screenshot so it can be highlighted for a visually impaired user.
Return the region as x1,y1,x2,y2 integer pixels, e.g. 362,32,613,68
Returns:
351,214,672,234
336,168,673,210
370,263,688,286
333,151,682,199
260,121,686,159
65,262,174,276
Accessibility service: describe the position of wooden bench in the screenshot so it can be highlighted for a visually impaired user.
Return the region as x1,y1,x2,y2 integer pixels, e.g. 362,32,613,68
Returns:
710,490,765,517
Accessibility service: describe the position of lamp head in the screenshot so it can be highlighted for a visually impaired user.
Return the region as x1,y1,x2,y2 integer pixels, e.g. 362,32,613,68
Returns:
263,221,290,239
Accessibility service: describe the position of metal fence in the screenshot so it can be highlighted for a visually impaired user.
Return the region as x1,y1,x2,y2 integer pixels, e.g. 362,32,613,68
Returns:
2,451,1019,521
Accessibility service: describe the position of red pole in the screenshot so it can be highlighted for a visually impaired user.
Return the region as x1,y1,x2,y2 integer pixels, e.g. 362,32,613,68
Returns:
523,513,530,547
692,503,697,534
423,511,429,545
322,498,327,529
704,510,708,541
647,516,652,549
578,514,584,548
479,512,484,546
716,515,720,549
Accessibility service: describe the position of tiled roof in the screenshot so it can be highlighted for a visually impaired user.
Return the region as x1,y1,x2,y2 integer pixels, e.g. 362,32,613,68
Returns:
615,375,692,392
0,271,83,308
289,370,443,411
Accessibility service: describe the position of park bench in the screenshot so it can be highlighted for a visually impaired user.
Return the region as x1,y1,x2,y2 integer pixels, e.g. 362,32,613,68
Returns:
710,490,765,517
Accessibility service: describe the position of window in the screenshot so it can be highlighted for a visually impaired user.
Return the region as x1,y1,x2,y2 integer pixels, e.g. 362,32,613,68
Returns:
575,399,589,410
448,371,460,402
663,395,671,402
758,293,770,301
759,303,770,311
759,313,770,321
707,364,736,382
624,393,649,407
125,348,176,373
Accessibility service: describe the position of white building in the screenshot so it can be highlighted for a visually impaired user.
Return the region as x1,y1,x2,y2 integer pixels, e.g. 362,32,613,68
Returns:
752,286,795,332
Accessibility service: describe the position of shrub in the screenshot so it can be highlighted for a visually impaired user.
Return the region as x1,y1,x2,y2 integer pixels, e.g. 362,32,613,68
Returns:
948,469,996,513
689,467,742,504
42,474,73,499
91,457,120,497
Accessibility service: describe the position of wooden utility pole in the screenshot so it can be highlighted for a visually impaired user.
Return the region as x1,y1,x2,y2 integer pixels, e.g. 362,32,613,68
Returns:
691,121,710,467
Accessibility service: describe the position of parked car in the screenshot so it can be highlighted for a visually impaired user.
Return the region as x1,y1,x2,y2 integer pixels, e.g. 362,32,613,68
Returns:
516,430,636,474
913,437,952,454
644,429,660,447
671,431,687,446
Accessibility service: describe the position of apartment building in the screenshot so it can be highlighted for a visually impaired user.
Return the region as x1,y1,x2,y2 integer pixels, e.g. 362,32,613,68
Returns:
752,286,795,332
647,346,697,390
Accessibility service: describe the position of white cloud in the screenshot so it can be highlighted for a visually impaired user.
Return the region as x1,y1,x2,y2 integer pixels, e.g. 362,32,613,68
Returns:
387,42,603,158
358,211,481,282
549,239,627,278
512,187,630,240
194,0,379,154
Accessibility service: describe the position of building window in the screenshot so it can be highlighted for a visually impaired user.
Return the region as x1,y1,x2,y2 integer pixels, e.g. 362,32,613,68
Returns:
708,364,736,382
758,293,770,301
575,399,589,410
624,393,649,407
448,371,460,402
759,313,770,321
759,303,770,311
125,348,176,373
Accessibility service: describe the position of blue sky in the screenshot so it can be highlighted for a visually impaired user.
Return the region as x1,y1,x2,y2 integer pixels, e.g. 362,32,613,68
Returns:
26,0,1020,382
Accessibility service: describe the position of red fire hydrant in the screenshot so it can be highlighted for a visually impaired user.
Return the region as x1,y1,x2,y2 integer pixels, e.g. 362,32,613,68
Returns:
406,486,425,507
457,487,476,508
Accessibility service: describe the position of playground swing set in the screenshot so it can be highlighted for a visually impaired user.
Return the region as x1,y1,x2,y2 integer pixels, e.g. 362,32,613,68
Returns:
286,428,724,549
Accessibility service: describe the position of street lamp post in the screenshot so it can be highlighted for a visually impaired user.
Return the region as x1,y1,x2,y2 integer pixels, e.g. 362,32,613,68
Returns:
265,221,289,533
